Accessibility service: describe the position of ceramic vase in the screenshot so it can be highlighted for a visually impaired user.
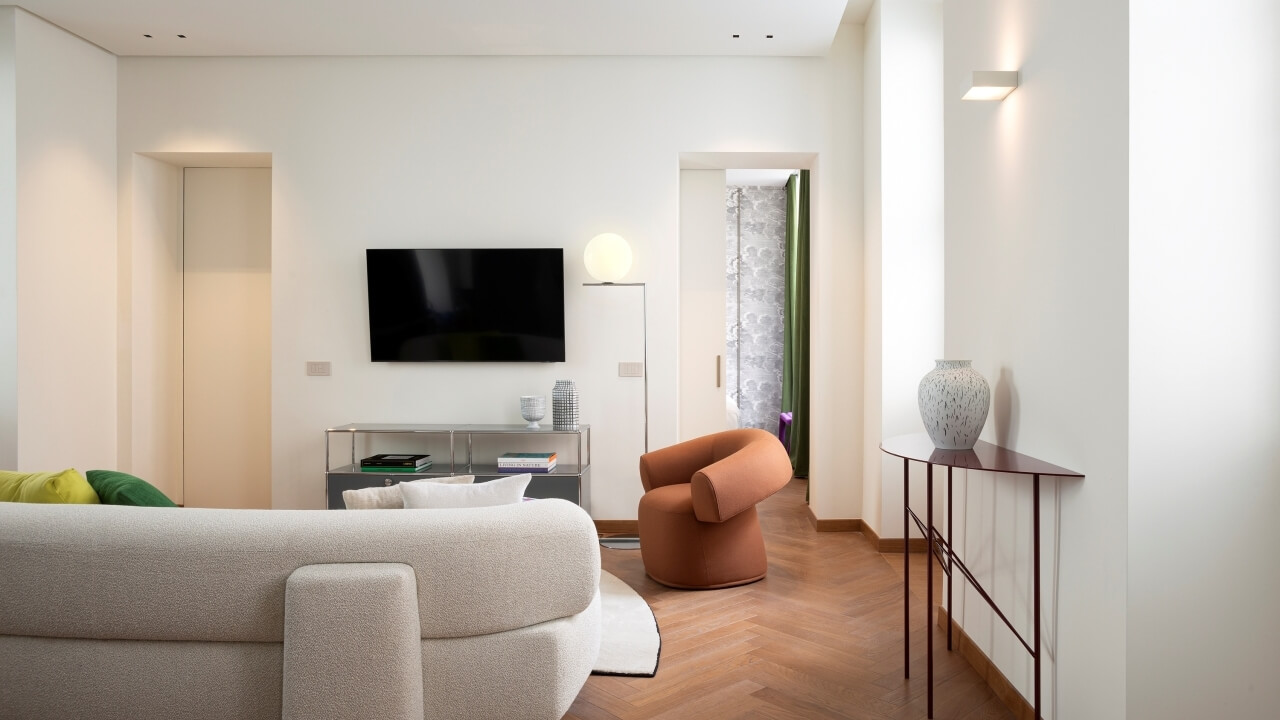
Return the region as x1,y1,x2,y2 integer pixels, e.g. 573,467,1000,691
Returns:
552,380,580,430
520,395,546,429
917,360,990,450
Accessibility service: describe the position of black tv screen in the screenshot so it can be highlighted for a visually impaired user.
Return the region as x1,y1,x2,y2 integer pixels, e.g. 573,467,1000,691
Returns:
366,248,565,362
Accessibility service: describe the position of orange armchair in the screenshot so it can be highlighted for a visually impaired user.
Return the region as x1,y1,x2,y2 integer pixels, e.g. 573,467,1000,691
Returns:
637,428,794,589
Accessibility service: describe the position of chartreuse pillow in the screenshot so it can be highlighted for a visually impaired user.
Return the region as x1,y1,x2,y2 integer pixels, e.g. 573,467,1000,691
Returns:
0,469,100,504
85,470,177,507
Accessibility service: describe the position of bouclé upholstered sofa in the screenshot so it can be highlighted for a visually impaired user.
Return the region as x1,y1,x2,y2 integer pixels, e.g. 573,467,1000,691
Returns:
0,499,600,720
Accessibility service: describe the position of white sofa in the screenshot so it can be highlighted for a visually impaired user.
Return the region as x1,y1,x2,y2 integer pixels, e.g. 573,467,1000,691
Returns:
0,498,601,720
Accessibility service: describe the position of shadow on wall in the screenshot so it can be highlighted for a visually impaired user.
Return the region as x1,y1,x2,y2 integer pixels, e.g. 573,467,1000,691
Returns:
992,366,1019,448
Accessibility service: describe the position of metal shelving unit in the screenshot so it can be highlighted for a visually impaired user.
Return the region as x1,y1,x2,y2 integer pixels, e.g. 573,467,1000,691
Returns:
324,423,591,510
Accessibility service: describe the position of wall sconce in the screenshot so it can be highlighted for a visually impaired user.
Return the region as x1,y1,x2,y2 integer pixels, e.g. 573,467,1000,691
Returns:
962,70,1019,101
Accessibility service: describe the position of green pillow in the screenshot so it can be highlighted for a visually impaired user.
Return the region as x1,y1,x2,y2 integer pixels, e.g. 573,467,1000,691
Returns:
85,470,177,507
0,468,101,504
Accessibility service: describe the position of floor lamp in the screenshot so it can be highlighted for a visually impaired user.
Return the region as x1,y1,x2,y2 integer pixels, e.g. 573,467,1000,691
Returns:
584,233,646,551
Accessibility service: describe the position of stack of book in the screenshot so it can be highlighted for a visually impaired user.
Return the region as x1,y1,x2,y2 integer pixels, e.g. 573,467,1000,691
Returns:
360,453,431,473
497,452,557,473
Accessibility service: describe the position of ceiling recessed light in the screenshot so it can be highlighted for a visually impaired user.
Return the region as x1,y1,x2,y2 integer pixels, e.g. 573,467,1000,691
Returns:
143,34,152,38
177,34,187,39
766,35,774,39
732,34,740,39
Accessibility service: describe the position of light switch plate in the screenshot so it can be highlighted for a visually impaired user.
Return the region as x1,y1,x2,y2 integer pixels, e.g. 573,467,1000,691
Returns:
618,362,645,377
306,361,331,376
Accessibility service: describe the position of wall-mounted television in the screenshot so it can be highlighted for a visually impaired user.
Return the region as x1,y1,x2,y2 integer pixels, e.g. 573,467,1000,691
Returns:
366,248,565,362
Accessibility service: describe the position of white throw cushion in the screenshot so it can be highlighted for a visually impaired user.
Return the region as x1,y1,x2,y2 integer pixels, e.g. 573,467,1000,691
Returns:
342,475,475,510
400,474,532,509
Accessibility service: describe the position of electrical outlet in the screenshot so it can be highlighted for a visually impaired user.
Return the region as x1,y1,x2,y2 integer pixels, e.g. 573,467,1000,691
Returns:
618,362,645,377
306,361,331,377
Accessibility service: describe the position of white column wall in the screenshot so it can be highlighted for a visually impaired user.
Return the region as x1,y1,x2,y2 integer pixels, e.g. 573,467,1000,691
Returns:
807,23,865,521
944,1,1129,717
124,155,183,502
12,9,117,471
861,0,944,538
1128,1,1280,717
0,8,17,470
861,2,883,533
118,27,866,515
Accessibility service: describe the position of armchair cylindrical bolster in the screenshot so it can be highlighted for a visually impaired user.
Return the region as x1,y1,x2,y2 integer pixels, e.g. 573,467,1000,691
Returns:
690,429,794,523
639,434,716,492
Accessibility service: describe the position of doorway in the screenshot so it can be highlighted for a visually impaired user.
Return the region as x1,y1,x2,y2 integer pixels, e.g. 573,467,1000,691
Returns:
675,154,803,450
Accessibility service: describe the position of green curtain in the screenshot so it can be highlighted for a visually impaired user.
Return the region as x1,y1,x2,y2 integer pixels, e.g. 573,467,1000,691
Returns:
782,171,810,477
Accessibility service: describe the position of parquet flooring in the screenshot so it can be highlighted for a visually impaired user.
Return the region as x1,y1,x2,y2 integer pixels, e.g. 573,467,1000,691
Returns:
566,478,1013,720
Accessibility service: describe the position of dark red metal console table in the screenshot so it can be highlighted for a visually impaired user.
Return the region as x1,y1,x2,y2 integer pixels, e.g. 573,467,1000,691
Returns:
879,433,1083,720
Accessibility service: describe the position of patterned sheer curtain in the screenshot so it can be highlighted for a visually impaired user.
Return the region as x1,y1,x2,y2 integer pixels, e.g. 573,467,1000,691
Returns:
725,185,788,433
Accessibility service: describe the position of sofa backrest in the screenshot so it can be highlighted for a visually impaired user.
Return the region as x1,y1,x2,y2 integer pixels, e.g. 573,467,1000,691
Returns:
0,499,599,643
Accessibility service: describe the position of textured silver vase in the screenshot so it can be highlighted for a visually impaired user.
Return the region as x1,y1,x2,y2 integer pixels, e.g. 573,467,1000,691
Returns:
918,360,990,450
552,380,580,430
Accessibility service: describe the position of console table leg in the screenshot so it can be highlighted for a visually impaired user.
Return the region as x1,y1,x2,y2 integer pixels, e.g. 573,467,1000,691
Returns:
947,466,953,652
926,462,934,719
903,457,910,679
1034,473,1042,720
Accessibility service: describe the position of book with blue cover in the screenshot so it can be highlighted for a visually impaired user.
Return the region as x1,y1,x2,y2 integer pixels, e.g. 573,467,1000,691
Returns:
498,452,556,461
498,451,557,471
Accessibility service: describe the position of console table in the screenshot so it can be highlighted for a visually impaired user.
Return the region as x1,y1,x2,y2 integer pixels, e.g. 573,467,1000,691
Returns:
880,433,1083,720
325,423,591,510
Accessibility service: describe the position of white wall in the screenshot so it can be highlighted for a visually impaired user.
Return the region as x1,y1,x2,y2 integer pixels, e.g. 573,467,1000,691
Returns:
861,0,943,538
1128,1,1280,717
124,155,183,502
183,167,272,509
944,1,1129,718
118,26,866,516
678,169,729,441
11,9,116,472
807,23,865,521
861,2,883,534
0,8,17,470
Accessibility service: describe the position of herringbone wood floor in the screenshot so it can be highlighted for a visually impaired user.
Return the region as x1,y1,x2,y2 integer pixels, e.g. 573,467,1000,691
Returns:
566,478,1013,720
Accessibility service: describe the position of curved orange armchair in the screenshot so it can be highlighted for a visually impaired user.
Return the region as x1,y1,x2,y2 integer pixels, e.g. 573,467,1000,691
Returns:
637,428,794,589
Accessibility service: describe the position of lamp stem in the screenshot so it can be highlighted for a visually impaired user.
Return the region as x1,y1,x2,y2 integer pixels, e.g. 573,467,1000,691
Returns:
641,282,648,453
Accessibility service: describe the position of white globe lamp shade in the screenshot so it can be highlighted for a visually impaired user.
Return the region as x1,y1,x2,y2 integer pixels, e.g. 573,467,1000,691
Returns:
583,233,633,283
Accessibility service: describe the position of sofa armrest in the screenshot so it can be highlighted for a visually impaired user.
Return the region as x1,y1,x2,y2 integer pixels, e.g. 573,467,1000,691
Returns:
690,430,793,523
639,434,715,492
282,563,424,720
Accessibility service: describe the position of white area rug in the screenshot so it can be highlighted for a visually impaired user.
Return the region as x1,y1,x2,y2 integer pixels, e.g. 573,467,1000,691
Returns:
593,570,661,677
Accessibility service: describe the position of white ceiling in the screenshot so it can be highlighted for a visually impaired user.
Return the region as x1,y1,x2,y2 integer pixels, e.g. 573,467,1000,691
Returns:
18,0,874,58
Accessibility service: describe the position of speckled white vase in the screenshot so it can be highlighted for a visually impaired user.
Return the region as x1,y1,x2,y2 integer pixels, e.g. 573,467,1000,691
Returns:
918,360,990,450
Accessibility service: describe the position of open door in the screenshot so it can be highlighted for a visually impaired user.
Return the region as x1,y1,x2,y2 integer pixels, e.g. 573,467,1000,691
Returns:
678,169,731,441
